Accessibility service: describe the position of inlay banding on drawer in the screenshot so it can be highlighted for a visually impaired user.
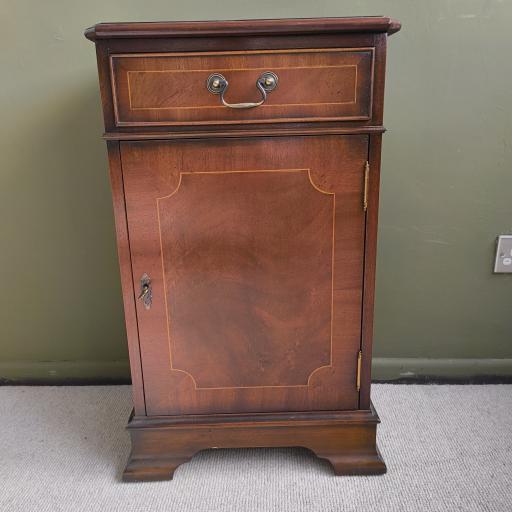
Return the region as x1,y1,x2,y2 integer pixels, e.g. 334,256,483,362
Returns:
110,48,374,126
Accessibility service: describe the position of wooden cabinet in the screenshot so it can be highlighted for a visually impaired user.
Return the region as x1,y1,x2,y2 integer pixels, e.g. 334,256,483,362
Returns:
86,17,400,481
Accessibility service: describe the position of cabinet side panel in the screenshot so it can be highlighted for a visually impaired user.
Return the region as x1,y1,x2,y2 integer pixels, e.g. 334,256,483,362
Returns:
359,34,388,408
370,34,387,127
107,141,146,415
96,42,117,132
360,134,383,409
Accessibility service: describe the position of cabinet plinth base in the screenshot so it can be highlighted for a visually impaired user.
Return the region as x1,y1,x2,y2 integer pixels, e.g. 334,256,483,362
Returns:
122,403,386,481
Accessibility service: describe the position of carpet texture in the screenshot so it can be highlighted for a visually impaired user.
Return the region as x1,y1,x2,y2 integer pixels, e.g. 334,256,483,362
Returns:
0,385,511,511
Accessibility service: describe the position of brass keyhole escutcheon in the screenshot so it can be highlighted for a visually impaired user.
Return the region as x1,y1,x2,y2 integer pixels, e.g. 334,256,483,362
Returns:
138,273,152,310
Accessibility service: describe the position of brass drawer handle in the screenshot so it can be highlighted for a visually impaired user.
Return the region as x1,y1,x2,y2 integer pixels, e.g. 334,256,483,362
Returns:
206,72,278,109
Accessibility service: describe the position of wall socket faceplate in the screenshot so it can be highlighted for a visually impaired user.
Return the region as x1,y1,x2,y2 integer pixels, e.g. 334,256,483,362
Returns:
494,235,512,273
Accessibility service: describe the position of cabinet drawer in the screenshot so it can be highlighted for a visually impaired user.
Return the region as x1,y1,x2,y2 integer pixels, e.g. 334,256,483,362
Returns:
110,48,374,127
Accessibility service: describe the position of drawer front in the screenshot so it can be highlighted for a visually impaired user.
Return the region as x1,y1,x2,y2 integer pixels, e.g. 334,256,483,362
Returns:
121,135,368,416
111,48,374,126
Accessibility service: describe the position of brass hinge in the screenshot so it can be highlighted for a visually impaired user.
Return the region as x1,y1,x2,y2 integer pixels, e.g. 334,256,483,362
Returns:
363,161,370,211
356,350,363,391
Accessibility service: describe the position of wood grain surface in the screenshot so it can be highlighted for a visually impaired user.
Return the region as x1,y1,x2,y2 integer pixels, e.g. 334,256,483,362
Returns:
121,135,368,415
111,48,373,126
85,17,401,41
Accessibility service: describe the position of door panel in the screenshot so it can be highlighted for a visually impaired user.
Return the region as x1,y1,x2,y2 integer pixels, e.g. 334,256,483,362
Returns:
158,170,333,388
121,135,367,415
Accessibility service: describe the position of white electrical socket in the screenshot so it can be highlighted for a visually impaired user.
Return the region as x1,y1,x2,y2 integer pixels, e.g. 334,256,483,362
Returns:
494,235,512,273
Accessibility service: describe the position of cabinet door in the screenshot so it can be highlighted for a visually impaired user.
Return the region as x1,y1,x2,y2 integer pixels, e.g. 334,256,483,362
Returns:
121,135,368,416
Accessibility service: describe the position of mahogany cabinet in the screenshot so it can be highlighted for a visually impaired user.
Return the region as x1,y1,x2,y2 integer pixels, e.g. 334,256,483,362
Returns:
85,17,400,481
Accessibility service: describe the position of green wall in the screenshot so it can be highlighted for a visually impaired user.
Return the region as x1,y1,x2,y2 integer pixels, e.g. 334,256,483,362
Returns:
1,1,511,382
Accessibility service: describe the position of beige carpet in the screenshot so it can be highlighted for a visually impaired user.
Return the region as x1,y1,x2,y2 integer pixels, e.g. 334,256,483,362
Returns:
0,385,511,511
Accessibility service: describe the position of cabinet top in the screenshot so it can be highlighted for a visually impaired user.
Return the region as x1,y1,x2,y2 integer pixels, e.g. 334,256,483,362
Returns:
84,17,401,41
